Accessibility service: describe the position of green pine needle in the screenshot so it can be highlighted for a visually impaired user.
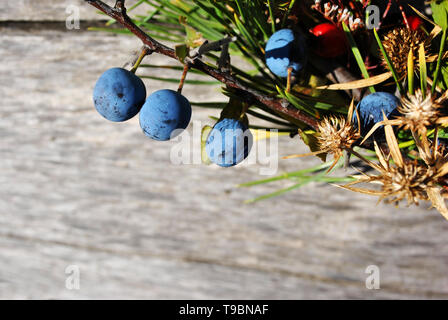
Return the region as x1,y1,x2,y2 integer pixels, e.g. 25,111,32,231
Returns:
373,28,403,94
342,23,375,93
432,28,447,94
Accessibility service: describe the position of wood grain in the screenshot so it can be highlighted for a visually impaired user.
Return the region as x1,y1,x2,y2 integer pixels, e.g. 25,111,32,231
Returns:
1,3,448,300
0,0,146,22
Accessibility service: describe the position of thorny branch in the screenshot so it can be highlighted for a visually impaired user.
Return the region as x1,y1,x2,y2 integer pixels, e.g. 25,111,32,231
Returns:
84,0,319,130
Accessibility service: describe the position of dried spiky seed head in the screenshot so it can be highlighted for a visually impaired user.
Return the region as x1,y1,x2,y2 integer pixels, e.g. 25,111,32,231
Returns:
378,161,434,205
382,27,426,78
340,127,448,219
317,116,360,158
397,90,441,134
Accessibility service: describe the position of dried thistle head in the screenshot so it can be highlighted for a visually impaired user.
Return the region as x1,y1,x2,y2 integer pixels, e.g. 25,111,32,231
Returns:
369,159,434,206
397,90,442,134
341,121,448,220
284,100,360,171
382,27,426,78
412,127,448,176
317,115,360,160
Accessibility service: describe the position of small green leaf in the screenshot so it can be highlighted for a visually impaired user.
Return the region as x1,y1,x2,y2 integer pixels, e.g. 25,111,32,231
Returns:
175,44,189,62
179,16,206,48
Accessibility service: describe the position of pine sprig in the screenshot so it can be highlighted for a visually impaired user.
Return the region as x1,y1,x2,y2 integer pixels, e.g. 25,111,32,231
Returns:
85,0,319,129
86,0,448,218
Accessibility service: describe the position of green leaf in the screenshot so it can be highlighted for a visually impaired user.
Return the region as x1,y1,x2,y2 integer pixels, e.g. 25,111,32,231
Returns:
175,43,189,62
179,16,206,48
431,0,448,30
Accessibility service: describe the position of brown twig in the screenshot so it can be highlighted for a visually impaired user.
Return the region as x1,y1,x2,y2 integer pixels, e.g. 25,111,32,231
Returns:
84,0,319,130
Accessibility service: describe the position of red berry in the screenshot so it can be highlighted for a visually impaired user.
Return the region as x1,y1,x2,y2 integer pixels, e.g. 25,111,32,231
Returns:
311,23,347,58
407,16,423,31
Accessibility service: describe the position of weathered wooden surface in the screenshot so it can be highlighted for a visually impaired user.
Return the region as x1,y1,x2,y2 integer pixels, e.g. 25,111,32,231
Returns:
1,2,448,300
0,0,146,21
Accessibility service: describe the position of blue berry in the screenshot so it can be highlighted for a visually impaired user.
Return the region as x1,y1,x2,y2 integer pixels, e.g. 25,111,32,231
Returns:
265,29,306,78
353,92,400,136
206,118,253,167
93,68,146,122
139,89,192,141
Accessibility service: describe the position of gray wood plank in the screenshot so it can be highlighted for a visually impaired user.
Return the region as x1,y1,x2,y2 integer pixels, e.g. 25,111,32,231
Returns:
1,26,448,299
0,0,146,22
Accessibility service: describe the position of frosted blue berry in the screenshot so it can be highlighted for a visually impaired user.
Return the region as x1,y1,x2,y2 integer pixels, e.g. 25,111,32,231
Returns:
93,67,146,122
139,89,192,141
265,29,306,78
353,92,400,136
206,118,253,167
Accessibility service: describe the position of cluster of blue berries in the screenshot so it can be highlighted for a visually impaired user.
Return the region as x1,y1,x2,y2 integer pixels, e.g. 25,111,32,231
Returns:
93,67,191,141
93,67,252,167
93,29,400,169
264,29,401,137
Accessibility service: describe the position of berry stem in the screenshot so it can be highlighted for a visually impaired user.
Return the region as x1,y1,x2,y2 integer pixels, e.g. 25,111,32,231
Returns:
84,0,319,130
130,46,152,74
178,63,190,94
